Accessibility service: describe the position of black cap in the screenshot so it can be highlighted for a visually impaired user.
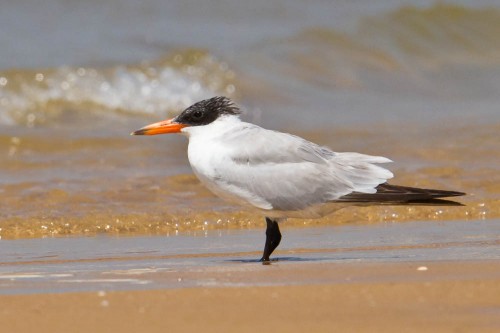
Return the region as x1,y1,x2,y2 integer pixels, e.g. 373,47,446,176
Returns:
174,96,241,126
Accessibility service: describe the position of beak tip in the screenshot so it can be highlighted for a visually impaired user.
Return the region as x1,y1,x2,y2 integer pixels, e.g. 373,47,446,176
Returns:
131,129,144,136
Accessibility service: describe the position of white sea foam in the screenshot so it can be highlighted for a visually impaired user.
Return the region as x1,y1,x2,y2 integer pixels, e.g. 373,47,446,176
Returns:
0,50,237,126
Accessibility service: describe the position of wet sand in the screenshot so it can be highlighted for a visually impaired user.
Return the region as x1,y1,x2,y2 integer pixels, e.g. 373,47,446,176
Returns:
1,220,499,332
2,261,500,333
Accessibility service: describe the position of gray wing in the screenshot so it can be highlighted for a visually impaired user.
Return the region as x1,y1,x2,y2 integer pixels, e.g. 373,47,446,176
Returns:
212,124,394,212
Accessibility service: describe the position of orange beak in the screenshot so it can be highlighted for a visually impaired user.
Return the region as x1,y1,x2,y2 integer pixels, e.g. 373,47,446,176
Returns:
131,118,187,136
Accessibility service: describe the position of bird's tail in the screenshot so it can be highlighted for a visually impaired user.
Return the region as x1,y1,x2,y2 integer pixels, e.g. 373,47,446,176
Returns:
337,183,465,206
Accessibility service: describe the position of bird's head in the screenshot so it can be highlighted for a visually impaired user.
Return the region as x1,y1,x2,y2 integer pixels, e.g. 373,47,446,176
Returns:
131,96,240,136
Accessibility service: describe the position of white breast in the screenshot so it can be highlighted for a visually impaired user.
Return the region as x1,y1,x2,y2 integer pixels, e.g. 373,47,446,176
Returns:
184,116,272,209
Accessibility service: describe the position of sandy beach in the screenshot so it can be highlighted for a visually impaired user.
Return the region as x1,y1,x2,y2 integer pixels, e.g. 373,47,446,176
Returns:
2,260,500,333
1,221,499,332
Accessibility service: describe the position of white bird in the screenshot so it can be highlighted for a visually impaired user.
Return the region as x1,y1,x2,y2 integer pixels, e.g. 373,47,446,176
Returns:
132,96,464,262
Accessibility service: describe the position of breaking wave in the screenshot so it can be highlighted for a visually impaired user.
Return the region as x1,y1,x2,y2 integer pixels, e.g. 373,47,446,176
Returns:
0,49,237,126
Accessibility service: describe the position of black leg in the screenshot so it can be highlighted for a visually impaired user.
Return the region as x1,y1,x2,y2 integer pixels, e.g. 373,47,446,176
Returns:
260,217,282,263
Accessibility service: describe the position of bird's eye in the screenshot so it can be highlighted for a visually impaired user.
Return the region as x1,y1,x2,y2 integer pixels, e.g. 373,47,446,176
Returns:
192,110,203,119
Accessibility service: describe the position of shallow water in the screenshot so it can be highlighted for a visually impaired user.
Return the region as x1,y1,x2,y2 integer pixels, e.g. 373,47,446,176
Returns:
1,1,500,239
0,219,498,294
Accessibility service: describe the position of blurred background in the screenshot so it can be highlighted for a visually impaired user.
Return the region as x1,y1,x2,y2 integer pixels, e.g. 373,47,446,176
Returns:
1,0,499,238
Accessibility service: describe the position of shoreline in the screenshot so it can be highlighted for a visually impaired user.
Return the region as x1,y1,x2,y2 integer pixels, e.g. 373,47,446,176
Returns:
1,219,499,332
1,219,498,294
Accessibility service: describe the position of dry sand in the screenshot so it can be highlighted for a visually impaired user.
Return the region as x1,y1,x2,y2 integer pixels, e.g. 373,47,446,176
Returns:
2,260,499,333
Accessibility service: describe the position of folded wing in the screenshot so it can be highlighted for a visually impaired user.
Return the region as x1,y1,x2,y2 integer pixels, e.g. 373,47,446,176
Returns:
213,125,394,211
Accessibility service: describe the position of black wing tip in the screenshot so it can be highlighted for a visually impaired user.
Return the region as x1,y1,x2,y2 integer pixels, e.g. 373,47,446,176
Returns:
405,198,465,206
440,190,466,197
338,184,466,206
335,198,465,206
376,183,466,199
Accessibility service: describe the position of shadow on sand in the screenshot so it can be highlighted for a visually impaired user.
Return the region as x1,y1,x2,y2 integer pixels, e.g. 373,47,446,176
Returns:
225,256,337,264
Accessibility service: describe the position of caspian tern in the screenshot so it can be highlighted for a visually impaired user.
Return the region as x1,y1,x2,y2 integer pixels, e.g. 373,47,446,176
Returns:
132,96,465,262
